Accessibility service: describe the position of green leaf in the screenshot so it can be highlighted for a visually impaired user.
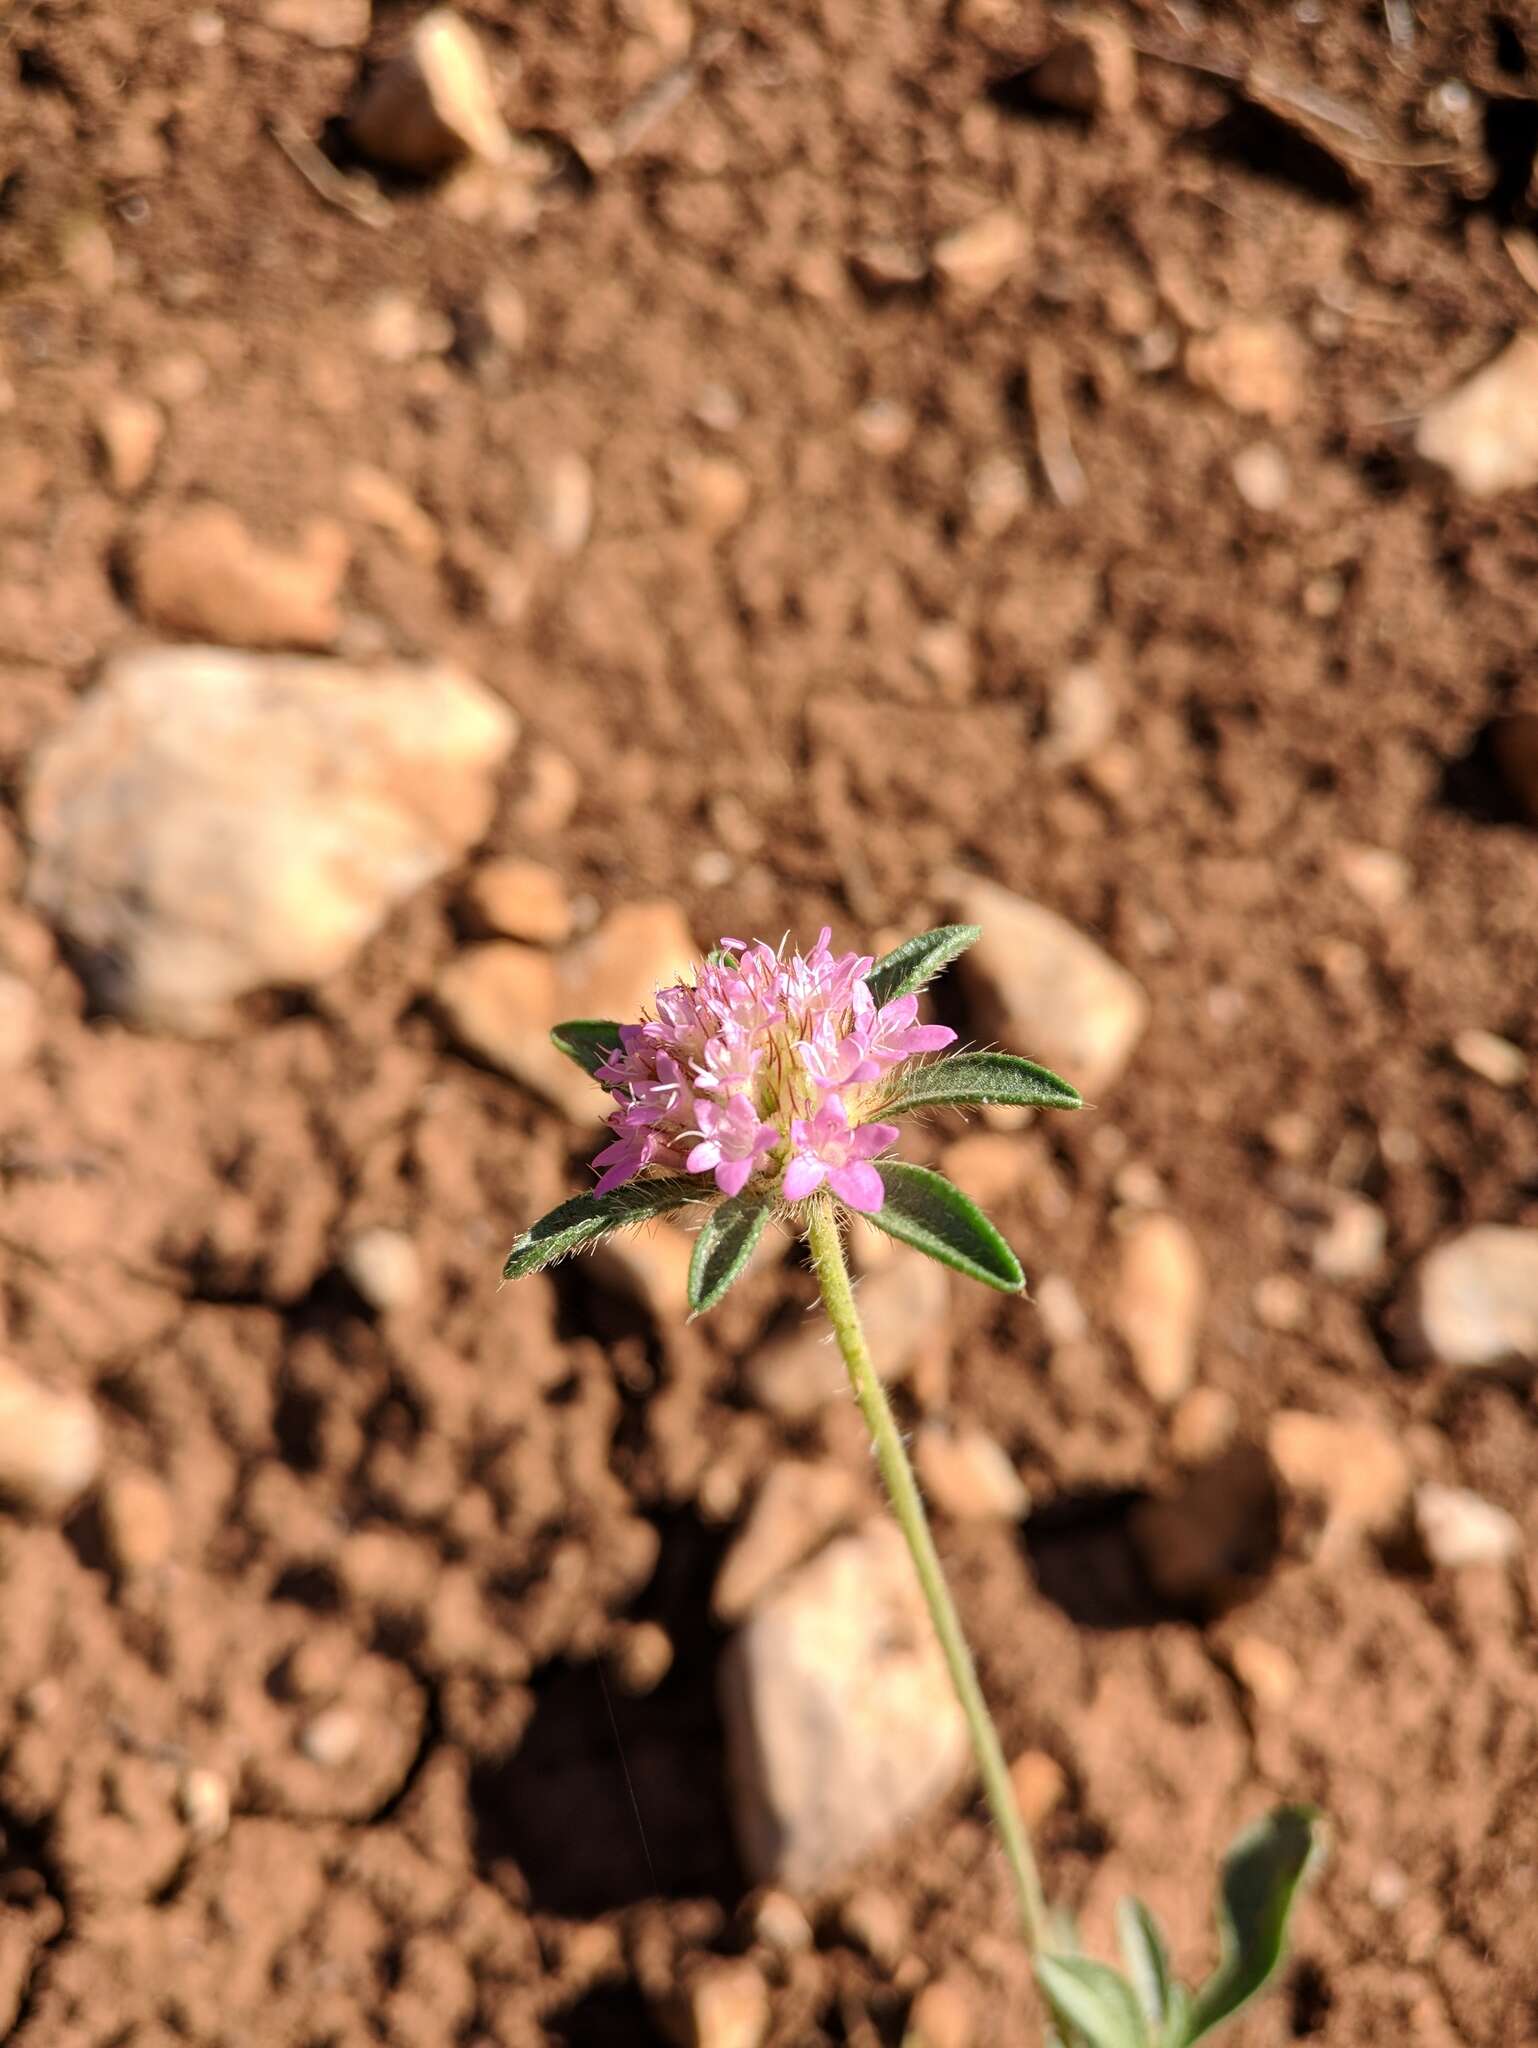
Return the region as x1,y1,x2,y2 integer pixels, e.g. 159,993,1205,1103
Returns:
878,1049,1081,1119
688,1189,775,1315
549,1019,623,1078
503,1176,700,1280
1036,1956,1150,2048
1116,1899,1174,2032
864,1162,1023,1292
1177,1806,1326,2045
865,923,981,1006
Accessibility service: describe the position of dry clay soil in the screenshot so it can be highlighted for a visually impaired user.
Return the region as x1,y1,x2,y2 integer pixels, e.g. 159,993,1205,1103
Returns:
3,2,1538,2045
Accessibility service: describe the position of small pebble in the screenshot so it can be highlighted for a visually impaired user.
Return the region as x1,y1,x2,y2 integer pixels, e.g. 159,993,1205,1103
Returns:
300,1705,363,1769
1008,1748,1067,1828
1414,1482,1521,1568
348,6,514,172
1041,660,1116,768
0,973,40,1072
93,391,165,495
1169,1385,1238,1466
966,455,1029,536
612,1620,674,1694
853,398,914,457
1113,1213,1205,1405
1414,332,1538,497
1186,320,1305,425
1452,1029,1527,1088
1227,1634,1299,1710
0,1359,102,1517
914,1423,1029,1520
1253,1273,1309,1332
1268,1411,1410,1540
1410,1226,1538,1372
671,1958,770,2048
751,1889,813,1955
1232,441,1290,511
343,1227,423,1313
907,1976,975,2048
840,1887,908,1969
177,1766,231,1844
1337,843,1409,912
1034,1274,1088,1345
1312,1197,1386,1283
462,857,573,946
99,1469,176,1573
931,209,1030,299
530,450,594,556
1022,15,1136,117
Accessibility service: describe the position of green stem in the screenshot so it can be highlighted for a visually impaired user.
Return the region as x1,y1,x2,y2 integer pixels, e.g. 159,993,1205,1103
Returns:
804,1198,1047,1957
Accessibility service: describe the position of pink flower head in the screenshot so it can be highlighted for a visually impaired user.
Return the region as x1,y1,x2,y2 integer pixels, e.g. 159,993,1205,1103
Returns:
586,929,953,1213
782,1096,899,1212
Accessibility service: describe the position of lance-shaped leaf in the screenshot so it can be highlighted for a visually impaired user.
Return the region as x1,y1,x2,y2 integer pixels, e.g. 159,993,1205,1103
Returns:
878,1049,1081,1119
503,1175,700,1280
550,1019,623,1078
1035,1956,1149,2048
1177,1806,1325,2045
688,1187,775,1316
1116,1899,1175,2035
865,923,981,1007
864,1162,1023,1292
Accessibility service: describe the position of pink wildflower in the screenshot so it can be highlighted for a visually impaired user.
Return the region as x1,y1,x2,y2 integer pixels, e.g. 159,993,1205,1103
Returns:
587,928,955,1213
782,1096,900,1212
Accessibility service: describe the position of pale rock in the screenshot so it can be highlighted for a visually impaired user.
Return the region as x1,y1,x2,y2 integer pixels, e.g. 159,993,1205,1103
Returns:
342,464,441,564
349,8,514,172
1311,1196,1386,1283
850,238,927,290
1410,1226,1538,1373
907,1976,975,2048
946,873,1148,1095
1041,660,1116,768
1034,1273,1088,1345
0,973,40,1072
1253,1269,1310,1335
914,620,974,702
932,209,1029,298
1129,1443,1278,1607
966,452,1030,536
853,399,915,457
1264,1109,1314,1160
343,1227,423,1312
1232,441,1290,512
27,646,515,1032
1452,1028,1527,1088
679,453,751,534
99,1470,175,1573
480,279,528,353
177,1766,231,1844
914,1423,1029,1520
362,291,455,363
510,743,580,837
144,350,209,407
1113,1213,1205,1404
462,857,572,945
591,1224,695,1323
59,214,115,297
712,1461,863,1623
667,1959,770,2048
435,902,696,1123
1227,1635,1299,1711
751,1890,812,1954
1186,320,1305,425
1492,712,1538,823
1337,843,1409,912
1022,15,1136,117
840,1887,907,1968
746,1251,947,1420
720,1519,970,1889
133,506,349,649
612,1619,674,1694
0,1358,102,1517
940,1132,1021,1208
265,0,370,45
300,1705,363,1768
93,391,164,495
530,450,594,557
1168,1385,1238,1466
1112,1159,1165,1209
1415,332,1538,496
1414,1482,1521,1569
1008,1748,1067,1828
1267,1411,1410,1540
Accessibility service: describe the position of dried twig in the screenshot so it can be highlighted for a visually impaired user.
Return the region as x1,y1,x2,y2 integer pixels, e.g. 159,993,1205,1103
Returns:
1127,29,1463,168
269,118,393,230
573,23,736,175
1027,337,1087,508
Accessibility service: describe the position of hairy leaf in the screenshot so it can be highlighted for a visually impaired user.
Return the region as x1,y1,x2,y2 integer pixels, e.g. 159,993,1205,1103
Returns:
689,1189,775,1315
865,923,981,1007
878,1049,1081,1119
503,1176,700,1280
864,1162,1023,1292
1179,1806,1325,2045
1116,1899,1174,2033
550,1019,623,1078
1036,1956,1150,2048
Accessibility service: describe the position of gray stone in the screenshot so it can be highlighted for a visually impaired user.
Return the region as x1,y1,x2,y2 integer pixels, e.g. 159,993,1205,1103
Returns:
26,647,515,1033
720,1519,969,1890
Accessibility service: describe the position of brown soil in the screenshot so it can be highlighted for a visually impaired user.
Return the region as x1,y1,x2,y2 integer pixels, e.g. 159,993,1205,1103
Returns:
3,2,1538,2044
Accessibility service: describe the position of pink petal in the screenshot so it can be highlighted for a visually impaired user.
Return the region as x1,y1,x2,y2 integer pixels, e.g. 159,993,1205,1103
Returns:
850,1121,900,1159
829,1160,884,1212
686,1139,722,1174
782,1156,826,1201
905,1023,957,1052
715,1157,753,1197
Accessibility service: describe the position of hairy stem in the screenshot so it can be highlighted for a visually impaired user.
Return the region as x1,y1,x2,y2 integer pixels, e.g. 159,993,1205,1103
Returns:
804,1198,1047,1957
